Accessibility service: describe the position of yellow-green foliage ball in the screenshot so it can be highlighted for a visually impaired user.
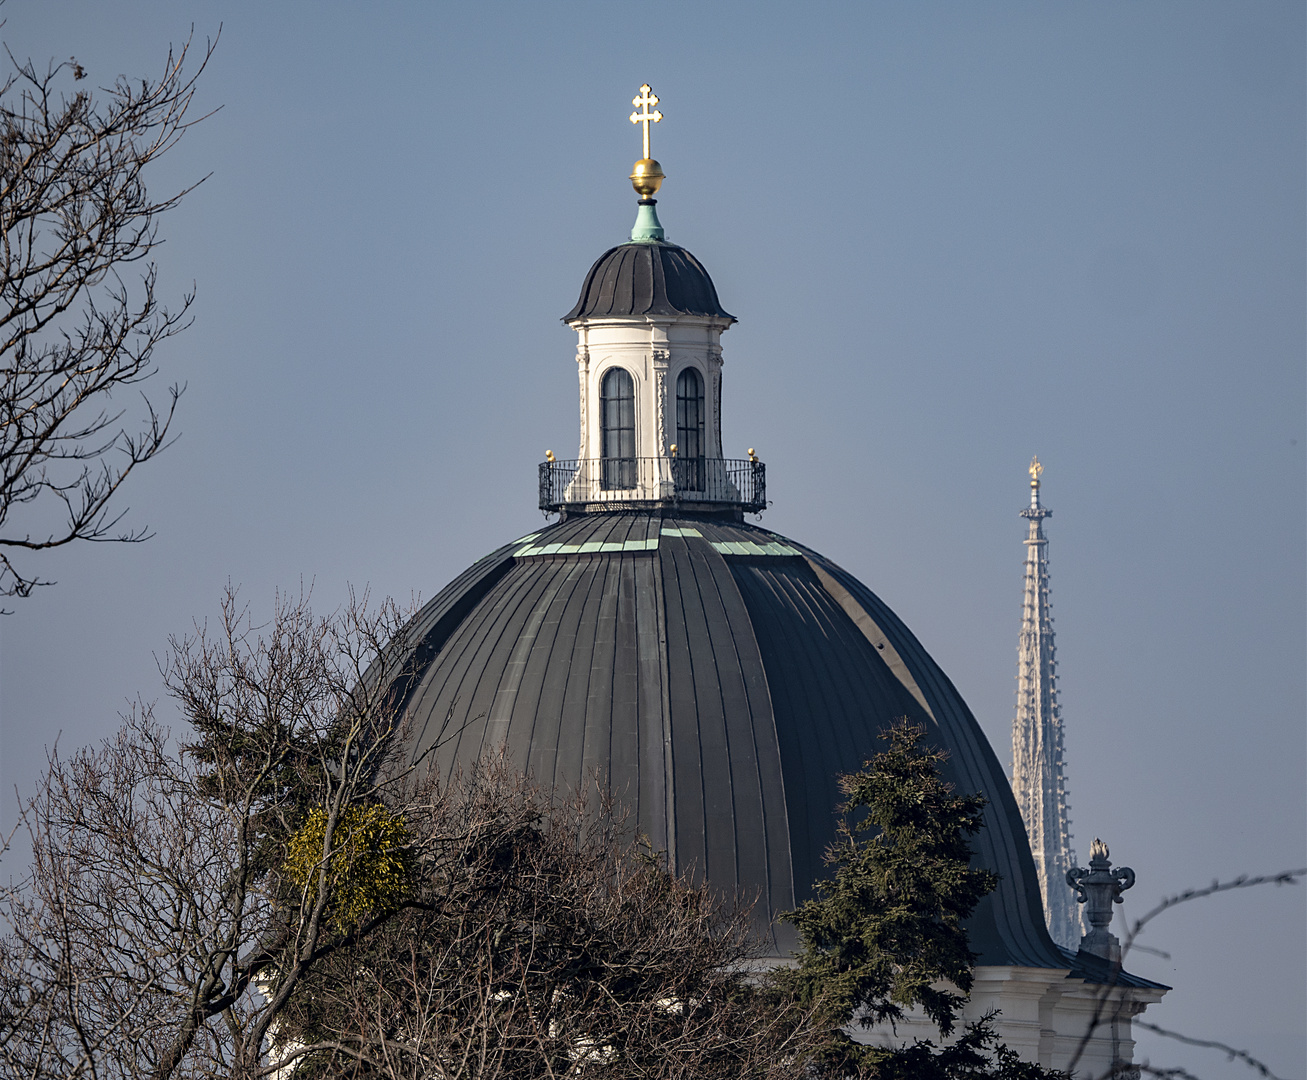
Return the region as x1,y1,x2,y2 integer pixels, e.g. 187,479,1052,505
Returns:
285,804,412,931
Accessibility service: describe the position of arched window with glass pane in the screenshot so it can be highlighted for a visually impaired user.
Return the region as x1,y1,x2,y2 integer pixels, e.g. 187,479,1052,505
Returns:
600,367,636,490
675,367,705,491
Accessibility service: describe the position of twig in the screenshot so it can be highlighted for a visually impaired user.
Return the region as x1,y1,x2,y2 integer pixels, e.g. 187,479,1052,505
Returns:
1134,1021,1284,1080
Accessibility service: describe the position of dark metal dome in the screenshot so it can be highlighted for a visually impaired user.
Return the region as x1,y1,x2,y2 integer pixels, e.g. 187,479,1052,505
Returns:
564,241,734,322
384,510,1075,965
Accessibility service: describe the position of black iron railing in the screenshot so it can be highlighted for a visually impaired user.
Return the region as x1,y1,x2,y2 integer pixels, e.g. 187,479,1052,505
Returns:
539,457,766,513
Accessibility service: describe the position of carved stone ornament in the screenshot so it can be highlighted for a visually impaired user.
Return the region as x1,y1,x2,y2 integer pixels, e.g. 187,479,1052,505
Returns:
713,371,722,454
655,367,667,450
1065,838,1135,962
578,364,588,457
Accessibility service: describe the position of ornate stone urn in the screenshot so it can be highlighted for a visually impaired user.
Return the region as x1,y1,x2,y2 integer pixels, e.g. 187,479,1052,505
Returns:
1067,838,1136,963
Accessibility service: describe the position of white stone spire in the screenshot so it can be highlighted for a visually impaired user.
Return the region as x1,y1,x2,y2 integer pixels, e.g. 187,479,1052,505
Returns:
1012,458,1081,950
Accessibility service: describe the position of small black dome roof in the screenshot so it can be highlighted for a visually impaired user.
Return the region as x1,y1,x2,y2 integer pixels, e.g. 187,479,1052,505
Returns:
383,511,1076,966
564,241,734,321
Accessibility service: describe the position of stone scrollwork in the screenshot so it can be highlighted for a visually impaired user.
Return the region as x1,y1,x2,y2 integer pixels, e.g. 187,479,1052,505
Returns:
577,365,588,457
655,366,667,451
713,371,722,455
651,348,671,453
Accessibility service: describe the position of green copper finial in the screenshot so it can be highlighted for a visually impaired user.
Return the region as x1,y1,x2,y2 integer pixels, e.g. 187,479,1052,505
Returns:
629,200,664,242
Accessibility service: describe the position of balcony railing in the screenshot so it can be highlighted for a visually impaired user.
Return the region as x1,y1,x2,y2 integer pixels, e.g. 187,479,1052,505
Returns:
539,457,766,514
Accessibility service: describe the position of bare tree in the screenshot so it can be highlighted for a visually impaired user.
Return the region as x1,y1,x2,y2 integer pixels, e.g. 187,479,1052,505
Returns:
273,758,813,1080
0,587,425,1078
0,30,214,601
0,588,814,1080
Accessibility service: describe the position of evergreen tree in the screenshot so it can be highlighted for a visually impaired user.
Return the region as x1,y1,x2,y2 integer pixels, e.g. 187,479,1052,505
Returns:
779,718,1065,1079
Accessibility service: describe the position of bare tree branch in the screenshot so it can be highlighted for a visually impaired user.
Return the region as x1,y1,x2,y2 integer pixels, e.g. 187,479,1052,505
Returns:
1124,871,1306,949
0,28,218,602
1137,1066,1203,1080
1134,1021,1285,1080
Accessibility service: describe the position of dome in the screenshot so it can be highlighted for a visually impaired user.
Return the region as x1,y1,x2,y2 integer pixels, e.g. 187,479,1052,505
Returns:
564,240,735,322
386,509,1070,965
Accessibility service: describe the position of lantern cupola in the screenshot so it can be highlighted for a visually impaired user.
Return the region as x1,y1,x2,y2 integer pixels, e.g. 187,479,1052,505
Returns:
543,85,759,518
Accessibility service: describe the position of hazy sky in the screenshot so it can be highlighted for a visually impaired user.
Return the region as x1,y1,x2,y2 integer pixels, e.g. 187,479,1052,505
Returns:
1,3,1303,1075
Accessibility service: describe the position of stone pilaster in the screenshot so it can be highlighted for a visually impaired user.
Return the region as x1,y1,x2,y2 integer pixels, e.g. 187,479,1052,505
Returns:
575,341,590,458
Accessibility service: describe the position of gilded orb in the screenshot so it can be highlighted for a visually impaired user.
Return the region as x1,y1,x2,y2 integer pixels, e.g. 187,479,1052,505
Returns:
629,157,665,198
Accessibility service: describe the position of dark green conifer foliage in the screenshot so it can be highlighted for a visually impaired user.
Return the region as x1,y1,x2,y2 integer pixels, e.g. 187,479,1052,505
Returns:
853,1018,1069,1080
782,718,1019,1075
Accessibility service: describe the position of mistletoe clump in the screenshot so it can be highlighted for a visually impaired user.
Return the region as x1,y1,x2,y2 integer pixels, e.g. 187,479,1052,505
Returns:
285,804,413,931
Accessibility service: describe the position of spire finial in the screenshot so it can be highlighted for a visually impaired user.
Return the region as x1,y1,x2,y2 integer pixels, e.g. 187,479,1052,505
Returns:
628,84,665,199
1028,455,1044,511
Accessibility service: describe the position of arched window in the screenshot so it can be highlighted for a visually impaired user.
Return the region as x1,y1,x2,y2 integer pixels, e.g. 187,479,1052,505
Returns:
675,367,705,491
600,367,636,490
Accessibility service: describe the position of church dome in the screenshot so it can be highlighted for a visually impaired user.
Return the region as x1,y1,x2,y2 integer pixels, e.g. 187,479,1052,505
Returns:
376,84,1090,971
564,240,734,322
386,510,1069,966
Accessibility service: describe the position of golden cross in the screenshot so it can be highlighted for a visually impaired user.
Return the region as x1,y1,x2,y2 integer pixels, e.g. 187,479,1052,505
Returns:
630,84,662,160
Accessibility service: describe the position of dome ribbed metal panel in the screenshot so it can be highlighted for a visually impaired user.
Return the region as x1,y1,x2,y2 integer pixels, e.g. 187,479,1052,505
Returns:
564,242,734,321
388,512,1071,965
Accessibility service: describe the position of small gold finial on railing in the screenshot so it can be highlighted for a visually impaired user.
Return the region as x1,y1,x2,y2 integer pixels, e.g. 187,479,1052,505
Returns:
1029,455,1043,487
546,450,555,463
629,84,665,198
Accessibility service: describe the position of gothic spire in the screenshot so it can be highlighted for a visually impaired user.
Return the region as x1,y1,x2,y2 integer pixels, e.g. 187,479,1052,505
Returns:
1012,457,1081,950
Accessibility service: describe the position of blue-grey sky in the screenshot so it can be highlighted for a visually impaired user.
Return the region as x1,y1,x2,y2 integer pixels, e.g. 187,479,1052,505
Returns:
1,3,1303,1075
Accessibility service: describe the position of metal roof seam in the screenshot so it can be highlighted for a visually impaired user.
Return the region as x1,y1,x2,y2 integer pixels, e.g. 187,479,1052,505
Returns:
520,559,591,791
694,531,788,940
682,537,747,897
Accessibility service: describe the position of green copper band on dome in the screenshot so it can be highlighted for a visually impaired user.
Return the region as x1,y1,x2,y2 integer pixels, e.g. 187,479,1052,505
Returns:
628,200,664,242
